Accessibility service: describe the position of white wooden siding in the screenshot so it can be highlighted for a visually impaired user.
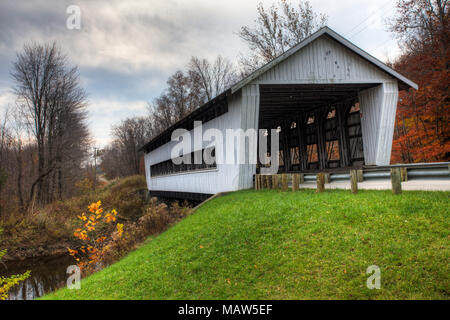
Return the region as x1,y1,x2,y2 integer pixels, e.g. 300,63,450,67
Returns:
251,36,395,85
238,84,260,189
144,93,242,194
359,81,399,165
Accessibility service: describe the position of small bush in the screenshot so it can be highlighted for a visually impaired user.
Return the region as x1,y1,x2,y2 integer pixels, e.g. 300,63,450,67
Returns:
87,197,191,271
68,201,122,274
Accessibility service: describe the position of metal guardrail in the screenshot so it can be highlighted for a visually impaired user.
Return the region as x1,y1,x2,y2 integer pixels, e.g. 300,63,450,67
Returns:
335,163,449,182
273,163,450,182
364,162,450,169
253,163,450,194
253,162,450,187
363,171,391,179
408,168,449,178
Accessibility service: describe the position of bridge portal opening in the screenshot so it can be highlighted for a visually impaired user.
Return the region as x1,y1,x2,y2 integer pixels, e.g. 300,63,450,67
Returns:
257,83,380,173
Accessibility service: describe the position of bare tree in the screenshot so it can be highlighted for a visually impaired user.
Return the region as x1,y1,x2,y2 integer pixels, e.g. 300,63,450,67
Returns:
150,94,174,134
0,107,32,215
149,69,206,134
388,0,449,68
0,108,11,216
11,42,90,208
11,124,25,210
166,71,199,120
102,116,154,179
238,0,327,73
148,55,239,137
12,42,61,206
46,67,90,202
188,55,239,101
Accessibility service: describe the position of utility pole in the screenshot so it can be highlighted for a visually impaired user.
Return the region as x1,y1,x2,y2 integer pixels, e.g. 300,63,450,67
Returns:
93,147,98,191
93,147,104,191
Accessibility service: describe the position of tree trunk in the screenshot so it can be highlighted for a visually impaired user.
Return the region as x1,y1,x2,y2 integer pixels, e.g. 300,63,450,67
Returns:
57,164,63,201
17,149,24,210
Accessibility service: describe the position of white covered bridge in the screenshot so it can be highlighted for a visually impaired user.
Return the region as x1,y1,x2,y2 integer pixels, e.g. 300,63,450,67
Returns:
139,27,418,201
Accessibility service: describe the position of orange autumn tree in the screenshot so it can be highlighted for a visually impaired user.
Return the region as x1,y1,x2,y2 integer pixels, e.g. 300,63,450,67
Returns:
68,201,123,272
389,0,449,163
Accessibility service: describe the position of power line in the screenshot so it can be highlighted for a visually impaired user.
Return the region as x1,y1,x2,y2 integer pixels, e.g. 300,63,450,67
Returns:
344,0,394,38
344,0,392,36
370,37,395,52
347,3,396,40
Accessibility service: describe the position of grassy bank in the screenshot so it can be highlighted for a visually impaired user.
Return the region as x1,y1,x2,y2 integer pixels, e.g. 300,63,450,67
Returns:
0,176,148,260
44,189,449,300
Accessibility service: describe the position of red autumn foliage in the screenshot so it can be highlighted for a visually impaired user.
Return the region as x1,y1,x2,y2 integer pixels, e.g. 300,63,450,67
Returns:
389,0,449,163
392,54,449,163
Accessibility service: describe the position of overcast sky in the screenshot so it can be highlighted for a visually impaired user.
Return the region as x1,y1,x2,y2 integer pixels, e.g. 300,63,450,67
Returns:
0,0,401,147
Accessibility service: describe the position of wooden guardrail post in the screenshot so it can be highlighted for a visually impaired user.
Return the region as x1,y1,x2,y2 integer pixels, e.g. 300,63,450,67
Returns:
292,174,299,191
255,174,259,190
324,173,331,184
281,174,288,191
265,175,271,189
350,170,358,194
299,173,304,185
272,174,278,189
400,167,408,182
391,168,402,194
357,169,364,182
316,173,325,193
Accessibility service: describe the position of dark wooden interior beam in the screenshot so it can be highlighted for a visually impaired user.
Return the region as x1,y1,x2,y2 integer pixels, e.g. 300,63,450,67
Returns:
336,102,352,167
315,108,328,169
296,113,308,171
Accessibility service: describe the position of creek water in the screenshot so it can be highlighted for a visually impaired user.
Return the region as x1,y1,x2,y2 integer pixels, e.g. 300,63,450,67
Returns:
3,254,75,300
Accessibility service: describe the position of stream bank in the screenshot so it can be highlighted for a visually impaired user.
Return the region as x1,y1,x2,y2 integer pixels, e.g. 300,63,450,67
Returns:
3,253,75,300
